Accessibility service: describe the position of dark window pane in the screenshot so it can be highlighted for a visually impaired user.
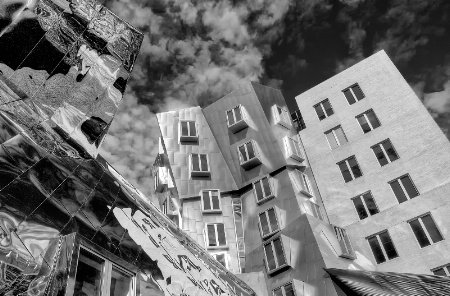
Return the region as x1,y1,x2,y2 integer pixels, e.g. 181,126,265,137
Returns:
284,284,295,296
75,249,104,296
325,131,338,149
267,208,278,232
110,266,132,296
314,104,326,120
264,243,276,270
363,193,379,215
235,107,242,122
368,236,386,264
247,142,255,159
367,110,380,129
334,127,348,145
254,181,263,201
421,215,444,243
192,154,200,171
262,177,272,197
373,145,388,166
200,154,208,171
217,224,226,246
433,268,447,276
273,288,283,296
379,231,398,260
339,161,353,182
351,84,365,101
207,224,216,246
181,121,188,136
357,115,371,133
227,110,235,126
203,191,211,210
410,219,430,248
239,145,248,162
323,100,334,116
273,238,286,267
259,213,269,236
211,191,220,210
383,141,399,162
353,197,368,220
348,157,362,178
342,230,353,255
343,89,356,104
400,176,419,198
188,121,196,136
390,180,408,203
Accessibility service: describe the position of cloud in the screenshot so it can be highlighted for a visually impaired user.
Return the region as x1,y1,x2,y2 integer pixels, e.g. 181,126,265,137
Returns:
423,80,450,114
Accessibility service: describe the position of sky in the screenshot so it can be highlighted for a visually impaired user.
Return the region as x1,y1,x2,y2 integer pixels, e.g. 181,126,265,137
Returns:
97,0,450,197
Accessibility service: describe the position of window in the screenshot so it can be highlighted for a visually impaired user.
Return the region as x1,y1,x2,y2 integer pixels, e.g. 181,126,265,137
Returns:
343,83,365,105
325,126,348,149
334,226,356,259
259,208,280,238
352,191,379,220
154,167,168,193
205,223,227,248
264,237,287,273
432,264,450,276
284,136,304,161
189,153,210,177
238,140,261,170
201,190,221,213
356,109,380,133
313,99,334,120
338,156,362,182
253,176,274,204
389,175,419,203
273,283,295,296
273,105,292,128
291,110,306,131
74,248,135,296
309,201,323,221
293,169,313,197
367,230,399,264
226,105,248,133
409,214,444,248
179,120,198,142
211,252,229,269
371,139,399,166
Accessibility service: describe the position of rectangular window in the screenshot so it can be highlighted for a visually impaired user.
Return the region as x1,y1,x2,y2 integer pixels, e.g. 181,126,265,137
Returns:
343,83,365,105
259,208,280,238
273,283,295,296
432,264,450,276
352,191,379,220
253,176,274,204
238,140,261,170
284,136,304,161
372,139,399,166
179,120,198,142
314,99,334,120
389,175,419,203
206,223,227,248
367,230,399,264
325,126,348,149
211,252,228,269
264,237,287,273
201,190,221,213
310,201,323,221
338,156,362,182
293,169,313,197
334,226,356,259
274,105,292,128
226,105,248,133
409,214,444,248
291,110,306,131
356,109,381,133
190,153,210,177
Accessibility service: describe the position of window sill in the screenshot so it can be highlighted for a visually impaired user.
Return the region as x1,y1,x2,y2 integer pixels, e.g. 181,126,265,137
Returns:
207,245,229,250
202,209,222,214
180,135,199,142
190,171,211,177
228,120,248,133
338,253,356,260
267,263,290,275
256,194,275,205
288,153,305,162
276,120,292,130
261,229,280,240
299,189,313,198
240,157,262,170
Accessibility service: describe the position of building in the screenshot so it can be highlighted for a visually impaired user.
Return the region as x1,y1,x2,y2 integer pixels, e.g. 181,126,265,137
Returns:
154,51,450,295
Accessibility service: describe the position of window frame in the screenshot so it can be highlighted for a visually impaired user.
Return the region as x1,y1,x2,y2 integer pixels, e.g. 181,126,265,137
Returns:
273,105,292,129
179,120,198,142
371,139,399,166
284,136,305,162
343,83,365,105
313,99,334,121
324,125,348,149
356,109,381,134
333,225,356,259
351,191,379,220
292,169,313,197
273,282,295,296
201,189,222,213
226,105,248,133
388,174,419,203
408,213,444,248
258,207,280,239
431,264,450,276
205,222,228,249
263,235,288,274
253,175,275,205
366,230,399,264
189,153,211,177
237,140,262,169
337,156,363,183
309,201,323,221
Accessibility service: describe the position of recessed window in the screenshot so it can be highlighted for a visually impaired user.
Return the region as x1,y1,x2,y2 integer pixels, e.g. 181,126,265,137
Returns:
309,201,323,221
284,136,304,161
352,191,379,220
293,169,313,197
211,252,229,269
226,105,248,133
325,126,348,149
179,120,198,142
338,156,362,182
259,207,280,238
409,214,444,248
154,166,168,193
356,109,381,133
254,176,274,204
273,105,292,128
264,237,287,273
367,230,399,264
205,223,227,249
371,139,399,166
238,140,261,170
343,83,365,105
201,190,221,213
334,226,356,259
314,99,334,120
190,153,210,177
291,110,306,131
432,264,450,276
273,282,295,296
389,175,419,203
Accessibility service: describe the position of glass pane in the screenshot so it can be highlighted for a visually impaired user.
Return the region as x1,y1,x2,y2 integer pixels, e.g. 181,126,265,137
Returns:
188,121,196,137
262,177,272,197
259,213,269,236
191,154,200,171
273,288,283,296
267,208,279,232
302,174,311,194
110,266,132,296
367,110,380,129
239,145,248,162
246,142,255,159
181,121,188,136
217,224,226,246
351,84,365,101
325,131,338,149
353,197,368,220
338,161,352,182
421,215,444,243
383,141,399,162
373,145,388,166
363,193,379,215
357,115,371,133
207,224,216,246
203,191,211,210
284,284,295,296
74,249,104,296
400,176,418,198
227,110,235,126
433,268,447,276
264,243,276,270
342,229,353,255
343,89,356,104
314,104,326,120
254,181,264,201
368,236,386,264
322,100,334,116
379,231,398,260
211,191,220,210
410,219,430,248
334,127,348,145
273,238,286,267
234,106,242,122
348,157,362,178
390,180,408,203
200,154,208,171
